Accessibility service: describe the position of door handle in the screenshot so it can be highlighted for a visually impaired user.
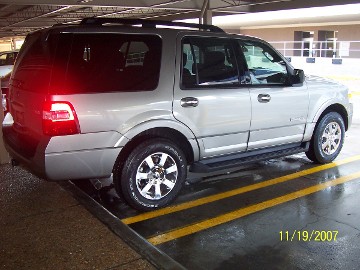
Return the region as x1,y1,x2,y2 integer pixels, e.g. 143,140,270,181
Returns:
258,94,271,103
181,97,199,107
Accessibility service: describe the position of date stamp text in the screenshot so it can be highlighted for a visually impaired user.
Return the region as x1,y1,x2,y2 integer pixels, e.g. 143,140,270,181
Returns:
279,230,338,242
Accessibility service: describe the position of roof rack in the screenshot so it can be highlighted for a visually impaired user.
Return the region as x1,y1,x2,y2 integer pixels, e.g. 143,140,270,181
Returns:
80,17,224,33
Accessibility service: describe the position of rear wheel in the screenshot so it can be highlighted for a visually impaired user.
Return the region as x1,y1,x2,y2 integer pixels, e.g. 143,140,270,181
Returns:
306,112,345,164
114,139,187,211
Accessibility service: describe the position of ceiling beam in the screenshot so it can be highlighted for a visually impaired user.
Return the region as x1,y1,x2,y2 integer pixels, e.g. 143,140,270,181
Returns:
250,0,360,12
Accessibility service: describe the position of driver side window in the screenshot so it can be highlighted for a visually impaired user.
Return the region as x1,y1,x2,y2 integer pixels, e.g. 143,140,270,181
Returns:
239,40,288,85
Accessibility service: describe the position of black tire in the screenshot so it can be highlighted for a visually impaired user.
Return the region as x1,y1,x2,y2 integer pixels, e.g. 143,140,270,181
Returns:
305,112,345,164
114,138,187,211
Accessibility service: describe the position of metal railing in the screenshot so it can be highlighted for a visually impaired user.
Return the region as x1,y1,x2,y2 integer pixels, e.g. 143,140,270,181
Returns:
269,41,360,58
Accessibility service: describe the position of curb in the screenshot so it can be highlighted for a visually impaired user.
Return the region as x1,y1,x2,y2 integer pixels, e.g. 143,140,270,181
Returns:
59,181,186,270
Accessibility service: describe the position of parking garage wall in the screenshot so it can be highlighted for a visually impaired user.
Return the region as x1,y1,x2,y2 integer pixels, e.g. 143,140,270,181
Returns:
239,24,360,58
0,44,12,52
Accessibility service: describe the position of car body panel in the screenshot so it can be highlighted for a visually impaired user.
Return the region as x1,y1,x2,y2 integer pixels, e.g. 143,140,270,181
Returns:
45,147,120,180
45,131,123,153
247,83,309,150
306,75,352,124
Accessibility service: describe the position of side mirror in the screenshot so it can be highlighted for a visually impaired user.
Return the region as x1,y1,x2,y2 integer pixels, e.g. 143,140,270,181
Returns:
290,69,305,85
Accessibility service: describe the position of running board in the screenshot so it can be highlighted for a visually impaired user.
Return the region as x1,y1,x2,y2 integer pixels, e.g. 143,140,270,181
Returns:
189,142,309,173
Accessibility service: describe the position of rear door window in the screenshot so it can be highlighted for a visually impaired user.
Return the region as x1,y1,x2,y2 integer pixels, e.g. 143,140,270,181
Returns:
65,34,162,93
181,37,240,88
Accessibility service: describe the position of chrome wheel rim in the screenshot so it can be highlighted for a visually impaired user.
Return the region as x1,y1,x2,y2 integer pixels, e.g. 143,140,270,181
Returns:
135,152,178,200
321,122,342,155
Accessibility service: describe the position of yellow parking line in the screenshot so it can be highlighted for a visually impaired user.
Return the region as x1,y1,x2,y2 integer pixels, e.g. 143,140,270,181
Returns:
148,171,360,245
122,155,360,225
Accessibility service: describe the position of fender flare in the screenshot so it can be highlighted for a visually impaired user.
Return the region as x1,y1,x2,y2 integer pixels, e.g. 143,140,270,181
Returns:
114,119,201,161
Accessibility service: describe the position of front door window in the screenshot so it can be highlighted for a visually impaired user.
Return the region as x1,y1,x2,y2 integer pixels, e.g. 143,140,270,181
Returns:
239,40,288,85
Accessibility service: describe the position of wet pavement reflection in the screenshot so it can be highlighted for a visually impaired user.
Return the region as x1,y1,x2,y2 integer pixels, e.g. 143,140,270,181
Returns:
73,104,360,269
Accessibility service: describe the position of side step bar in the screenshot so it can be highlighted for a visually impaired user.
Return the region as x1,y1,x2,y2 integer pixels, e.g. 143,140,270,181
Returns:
189,142,310,173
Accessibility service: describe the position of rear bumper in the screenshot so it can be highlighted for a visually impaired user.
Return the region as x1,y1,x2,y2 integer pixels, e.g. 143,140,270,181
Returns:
3,131,47,178
44,147,121,180
2,125,124,181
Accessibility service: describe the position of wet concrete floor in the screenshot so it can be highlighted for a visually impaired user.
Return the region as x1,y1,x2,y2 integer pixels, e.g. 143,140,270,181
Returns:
75,114,360,269
0,165,157,270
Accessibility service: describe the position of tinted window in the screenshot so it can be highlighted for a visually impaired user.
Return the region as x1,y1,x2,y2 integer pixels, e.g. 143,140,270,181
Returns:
11,31,58,92
181,37,239,88
0,52,17,66
239,40,288,85
0,53,6,65
65,34,161,93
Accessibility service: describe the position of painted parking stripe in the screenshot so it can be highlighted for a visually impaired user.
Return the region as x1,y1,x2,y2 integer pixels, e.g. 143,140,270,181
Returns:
122,155,360,225
148,170,360,245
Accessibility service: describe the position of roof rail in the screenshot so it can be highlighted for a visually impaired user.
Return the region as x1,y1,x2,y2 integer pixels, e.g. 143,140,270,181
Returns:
80,17,224,33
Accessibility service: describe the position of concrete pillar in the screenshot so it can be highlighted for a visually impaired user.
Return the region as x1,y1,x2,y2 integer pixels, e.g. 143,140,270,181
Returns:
0,85,10,164
204,10,212,25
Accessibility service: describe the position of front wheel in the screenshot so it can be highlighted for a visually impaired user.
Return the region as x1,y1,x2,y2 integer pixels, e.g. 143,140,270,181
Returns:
114,139,187,211
306,112,345,164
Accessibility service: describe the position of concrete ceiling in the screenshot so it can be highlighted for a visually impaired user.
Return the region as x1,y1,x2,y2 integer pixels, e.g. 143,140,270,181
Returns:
214,3,360,30
0,0,359,40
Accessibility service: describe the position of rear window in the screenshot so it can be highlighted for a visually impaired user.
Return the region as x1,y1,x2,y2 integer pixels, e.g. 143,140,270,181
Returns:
62,33,162,93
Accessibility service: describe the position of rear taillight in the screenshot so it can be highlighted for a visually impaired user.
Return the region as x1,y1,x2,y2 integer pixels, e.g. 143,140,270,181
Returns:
43,101,80,136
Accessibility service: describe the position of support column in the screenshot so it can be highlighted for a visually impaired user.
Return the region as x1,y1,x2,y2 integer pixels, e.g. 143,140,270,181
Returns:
0,85,10,164
199,0,212,25
204,9,212,25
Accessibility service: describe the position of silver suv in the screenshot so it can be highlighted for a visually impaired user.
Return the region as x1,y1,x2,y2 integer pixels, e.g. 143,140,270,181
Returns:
2,18,353,211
